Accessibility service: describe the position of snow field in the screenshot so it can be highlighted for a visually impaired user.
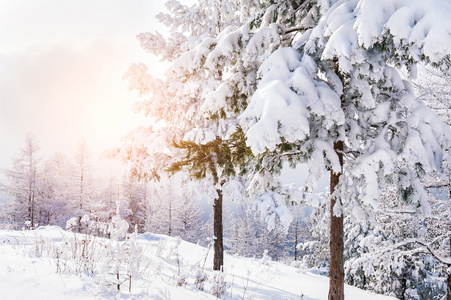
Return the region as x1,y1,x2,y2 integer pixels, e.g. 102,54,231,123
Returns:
0,226,396,299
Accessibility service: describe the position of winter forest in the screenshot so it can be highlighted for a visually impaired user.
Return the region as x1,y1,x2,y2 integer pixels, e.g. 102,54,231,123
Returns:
1,0,451,299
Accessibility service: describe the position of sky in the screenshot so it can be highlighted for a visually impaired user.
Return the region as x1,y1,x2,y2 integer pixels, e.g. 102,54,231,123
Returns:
0,0,169,198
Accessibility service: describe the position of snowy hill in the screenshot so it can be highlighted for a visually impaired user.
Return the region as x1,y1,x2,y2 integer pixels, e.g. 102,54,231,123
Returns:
0,226,396,300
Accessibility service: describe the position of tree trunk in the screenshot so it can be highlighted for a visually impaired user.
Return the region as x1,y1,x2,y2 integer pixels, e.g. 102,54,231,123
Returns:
29,149,34,229
448,235,451,300
168,197,172,236
213,188,224,271
294,219,298,261
329,57,345,300
329,140,344,300
29,194,34,228
447,270,450,300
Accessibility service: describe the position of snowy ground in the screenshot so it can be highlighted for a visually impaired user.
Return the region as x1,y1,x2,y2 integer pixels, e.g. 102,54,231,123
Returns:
0,226,395,300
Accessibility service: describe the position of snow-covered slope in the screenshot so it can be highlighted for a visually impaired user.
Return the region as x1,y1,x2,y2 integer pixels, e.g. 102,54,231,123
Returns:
0,226,395,300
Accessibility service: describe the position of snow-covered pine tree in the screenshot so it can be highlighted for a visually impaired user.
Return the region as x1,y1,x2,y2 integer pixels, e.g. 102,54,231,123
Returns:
343,182,450,299
98,176,120,225
301,192,331,273
120,175,148,232
4,133,41,229
255,212,288,261
414,65,451,129
119,0,298,271
120,0,451,293
342,68,451,299
38,153,72,227
0,202,14,229
139,172,204,243
227,198,308,262
238,1,451,299
228,206,250,257
175,196,204,243
177,180,205,244
228,204,270,259
140,175,176,236
415,70,451,294
305,164,450,298
286,205,311,262
167,135,252,270
333,67,451,299
70,140,96,229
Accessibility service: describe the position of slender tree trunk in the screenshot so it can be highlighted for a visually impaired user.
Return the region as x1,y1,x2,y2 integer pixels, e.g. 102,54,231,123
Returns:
329,140,344,300
447,235,451,300
447,270,450,300
80,172,83,210
168,197,172,236
213,188,224,271
117,271,120,290
29,194,34,228
212,66,224,272
29,149,34,229
294,219,298,261
329,58,345,300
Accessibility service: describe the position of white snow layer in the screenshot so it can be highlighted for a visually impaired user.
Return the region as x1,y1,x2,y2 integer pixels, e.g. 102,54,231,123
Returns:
309,0,451,72
0,227,397,300
239,48,344,155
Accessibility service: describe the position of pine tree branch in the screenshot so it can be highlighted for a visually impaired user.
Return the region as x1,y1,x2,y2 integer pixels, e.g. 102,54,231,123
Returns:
282,25,314,35
425,183,450,189
166,127,252,184
392,237,451,266
294,0,315,14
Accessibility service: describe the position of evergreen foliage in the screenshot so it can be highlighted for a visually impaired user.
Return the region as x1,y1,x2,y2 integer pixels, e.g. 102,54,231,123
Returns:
167,127,252,184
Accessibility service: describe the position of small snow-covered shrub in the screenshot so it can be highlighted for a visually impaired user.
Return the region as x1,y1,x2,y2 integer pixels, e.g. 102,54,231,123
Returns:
65,217,78,231
210,270,227,298
156,238,167,257
175,273,187,286
51,215,142,293
260,249,271,265
194,267,208,291
24,220,32,230
97,215,145,293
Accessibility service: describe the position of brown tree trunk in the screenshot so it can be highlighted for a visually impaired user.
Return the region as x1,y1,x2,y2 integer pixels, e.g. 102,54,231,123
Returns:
329,57,345,300
448,234,451,300
213,188,224,271
329,140,344,300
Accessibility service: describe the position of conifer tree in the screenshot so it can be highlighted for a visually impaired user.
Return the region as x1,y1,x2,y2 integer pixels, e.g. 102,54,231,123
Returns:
38,153,72,226
4,133,41,228
70,140,97,231
119,1,451,297
120,175,148,232
119,0,311,271
239,1,451,299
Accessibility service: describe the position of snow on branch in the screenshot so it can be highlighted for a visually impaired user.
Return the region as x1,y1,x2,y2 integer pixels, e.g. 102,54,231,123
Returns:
390,237,451,266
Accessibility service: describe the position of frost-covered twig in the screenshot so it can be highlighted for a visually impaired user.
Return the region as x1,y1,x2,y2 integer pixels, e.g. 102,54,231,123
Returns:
393,237,451,266
293,0,315,14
